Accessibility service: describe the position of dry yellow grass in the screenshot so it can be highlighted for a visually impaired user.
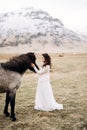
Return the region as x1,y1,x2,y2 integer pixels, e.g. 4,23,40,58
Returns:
0,53,87,130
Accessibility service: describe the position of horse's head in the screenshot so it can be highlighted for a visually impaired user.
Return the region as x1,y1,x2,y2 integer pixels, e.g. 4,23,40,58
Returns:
26,52,39,72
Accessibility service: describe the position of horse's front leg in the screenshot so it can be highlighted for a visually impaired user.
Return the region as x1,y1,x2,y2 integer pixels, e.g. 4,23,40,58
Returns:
4,91,10,117
9,90,16,121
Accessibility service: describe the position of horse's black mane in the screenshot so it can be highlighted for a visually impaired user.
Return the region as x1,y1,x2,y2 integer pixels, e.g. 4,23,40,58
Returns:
1,53,35,74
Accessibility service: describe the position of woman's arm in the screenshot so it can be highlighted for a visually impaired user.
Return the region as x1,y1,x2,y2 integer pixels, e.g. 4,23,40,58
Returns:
34,66,48,75
31,63,49,75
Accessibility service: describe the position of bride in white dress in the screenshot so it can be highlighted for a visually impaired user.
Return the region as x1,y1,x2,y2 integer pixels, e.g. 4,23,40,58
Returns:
31,53,63,111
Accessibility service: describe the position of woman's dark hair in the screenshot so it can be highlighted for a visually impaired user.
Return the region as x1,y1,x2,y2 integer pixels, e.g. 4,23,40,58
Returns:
42,53,51,68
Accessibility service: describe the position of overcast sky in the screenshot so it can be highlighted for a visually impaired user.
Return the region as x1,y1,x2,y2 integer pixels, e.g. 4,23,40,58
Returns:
0,0,87,31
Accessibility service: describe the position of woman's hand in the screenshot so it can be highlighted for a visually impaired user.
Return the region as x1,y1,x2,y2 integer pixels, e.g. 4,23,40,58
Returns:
31,63,35,68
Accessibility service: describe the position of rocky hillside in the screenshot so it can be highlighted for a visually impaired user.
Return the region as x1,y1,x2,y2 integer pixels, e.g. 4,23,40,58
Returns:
0,7,86,48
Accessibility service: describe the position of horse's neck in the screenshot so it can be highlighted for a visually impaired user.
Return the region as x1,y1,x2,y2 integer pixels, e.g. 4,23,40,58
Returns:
1,62,27,74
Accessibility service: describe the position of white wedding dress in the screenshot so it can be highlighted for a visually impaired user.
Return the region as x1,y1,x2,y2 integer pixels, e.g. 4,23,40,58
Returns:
34,65,63,111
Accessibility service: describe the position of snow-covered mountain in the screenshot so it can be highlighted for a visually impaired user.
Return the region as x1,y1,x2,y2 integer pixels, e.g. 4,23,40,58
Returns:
77,27,87,37
0,7,86,49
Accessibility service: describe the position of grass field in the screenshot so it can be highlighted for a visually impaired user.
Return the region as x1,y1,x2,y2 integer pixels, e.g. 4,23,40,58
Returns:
0,53,87,130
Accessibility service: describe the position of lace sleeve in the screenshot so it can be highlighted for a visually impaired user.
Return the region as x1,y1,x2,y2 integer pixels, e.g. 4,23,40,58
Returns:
34,66,49,75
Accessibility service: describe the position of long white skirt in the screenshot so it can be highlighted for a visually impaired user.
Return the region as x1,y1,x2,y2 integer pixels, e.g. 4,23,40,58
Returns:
34,82,63,111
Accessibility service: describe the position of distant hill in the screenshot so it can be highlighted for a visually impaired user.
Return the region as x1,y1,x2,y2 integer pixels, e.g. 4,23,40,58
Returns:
0,7,87,53
77,26,87,37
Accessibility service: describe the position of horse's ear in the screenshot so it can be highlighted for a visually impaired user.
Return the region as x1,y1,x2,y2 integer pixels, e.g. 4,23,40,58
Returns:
26,52,34,56
26,52,36,62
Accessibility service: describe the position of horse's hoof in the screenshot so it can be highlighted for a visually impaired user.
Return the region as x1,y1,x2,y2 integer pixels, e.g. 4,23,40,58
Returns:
4,111,10,117
10,116,16,121
11,117,16,121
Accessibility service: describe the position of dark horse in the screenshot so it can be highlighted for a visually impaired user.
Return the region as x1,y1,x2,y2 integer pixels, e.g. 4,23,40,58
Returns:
0,52,39,121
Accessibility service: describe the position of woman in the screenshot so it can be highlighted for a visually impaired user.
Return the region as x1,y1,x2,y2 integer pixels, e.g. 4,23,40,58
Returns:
31,53,63,111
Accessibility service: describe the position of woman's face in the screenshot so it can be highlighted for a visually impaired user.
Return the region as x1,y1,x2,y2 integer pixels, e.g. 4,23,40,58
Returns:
42,56,45,63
